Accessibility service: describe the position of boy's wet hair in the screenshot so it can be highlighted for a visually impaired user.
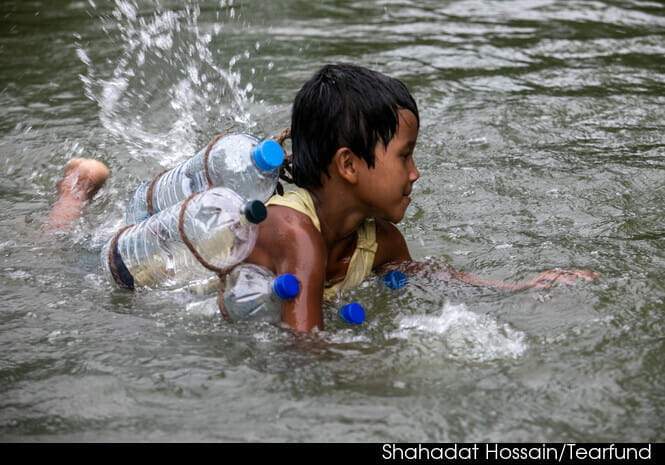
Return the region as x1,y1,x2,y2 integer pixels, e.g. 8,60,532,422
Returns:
290,63,419,189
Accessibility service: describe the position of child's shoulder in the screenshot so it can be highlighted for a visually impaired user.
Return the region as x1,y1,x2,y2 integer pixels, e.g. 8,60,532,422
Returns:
254,201,323,252
245,201,325,276
264,202,319,233
265,188,320,227
373,217,411,267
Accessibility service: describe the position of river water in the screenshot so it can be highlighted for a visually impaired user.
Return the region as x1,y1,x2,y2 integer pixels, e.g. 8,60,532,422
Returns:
1,0,664,442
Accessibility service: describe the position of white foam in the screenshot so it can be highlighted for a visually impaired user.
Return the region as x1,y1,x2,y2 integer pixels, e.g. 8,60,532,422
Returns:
392,302,528,361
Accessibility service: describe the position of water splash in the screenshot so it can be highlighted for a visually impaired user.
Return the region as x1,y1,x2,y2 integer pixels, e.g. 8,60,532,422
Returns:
392,302,528,362
77,0,255,165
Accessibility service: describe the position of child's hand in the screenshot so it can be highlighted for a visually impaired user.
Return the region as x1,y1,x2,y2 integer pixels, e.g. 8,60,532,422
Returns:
522,269,601,290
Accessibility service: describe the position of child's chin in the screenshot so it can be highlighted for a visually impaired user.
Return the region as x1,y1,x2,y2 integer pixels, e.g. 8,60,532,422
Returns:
388,212,406,224
378,205,408,223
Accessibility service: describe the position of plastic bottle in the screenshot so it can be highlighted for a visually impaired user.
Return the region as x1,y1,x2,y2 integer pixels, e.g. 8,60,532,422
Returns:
185,268,365,327
381,270,408,290
125,132,284,224
219,264,301,323
102,186,267,290
339,302,366,324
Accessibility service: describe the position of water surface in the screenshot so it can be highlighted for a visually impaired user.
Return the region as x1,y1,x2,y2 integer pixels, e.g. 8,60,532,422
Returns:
1,0,664,442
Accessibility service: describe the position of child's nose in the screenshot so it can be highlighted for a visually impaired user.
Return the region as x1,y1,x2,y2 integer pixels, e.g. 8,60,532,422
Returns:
410,160,420,182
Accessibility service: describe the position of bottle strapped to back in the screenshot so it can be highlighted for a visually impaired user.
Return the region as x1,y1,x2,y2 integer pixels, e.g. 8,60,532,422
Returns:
124,133,285,225
103,187,267,291
107,224,136,290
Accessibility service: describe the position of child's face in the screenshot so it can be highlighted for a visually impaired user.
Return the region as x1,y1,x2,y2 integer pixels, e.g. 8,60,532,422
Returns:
357,109,420,223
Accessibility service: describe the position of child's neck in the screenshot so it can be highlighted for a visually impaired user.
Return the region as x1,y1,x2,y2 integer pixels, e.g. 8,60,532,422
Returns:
309,186,367,248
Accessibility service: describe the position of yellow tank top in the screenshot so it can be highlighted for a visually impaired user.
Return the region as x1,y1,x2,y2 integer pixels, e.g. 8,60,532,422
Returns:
265,188,378,300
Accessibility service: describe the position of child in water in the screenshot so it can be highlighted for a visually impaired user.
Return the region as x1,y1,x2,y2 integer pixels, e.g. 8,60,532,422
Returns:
47,63,599,333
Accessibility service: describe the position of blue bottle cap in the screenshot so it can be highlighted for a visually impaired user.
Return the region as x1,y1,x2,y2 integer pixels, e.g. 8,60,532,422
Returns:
252,140,285,172
381,270,408,290
339,302,365,324
244,200,267,224
273,273,300,300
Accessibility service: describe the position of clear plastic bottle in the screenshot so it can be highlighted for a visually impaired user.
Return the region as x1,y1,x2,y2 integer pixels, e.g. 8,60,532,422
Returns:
219,264,301,323
102,187,267,290
339,302,366,324
125,133,284,224
185,267,366,327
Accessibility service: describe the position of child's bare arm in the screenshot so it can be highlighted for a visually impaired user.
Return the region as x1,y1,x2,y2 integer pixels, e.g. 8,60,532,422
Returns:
245,205,327,332
373,218,600,291
387,261,600,291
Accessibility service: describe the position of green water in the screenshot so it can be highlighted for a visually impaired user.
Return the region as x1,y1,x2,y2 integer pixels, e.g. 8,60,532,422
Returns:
1,0,664,442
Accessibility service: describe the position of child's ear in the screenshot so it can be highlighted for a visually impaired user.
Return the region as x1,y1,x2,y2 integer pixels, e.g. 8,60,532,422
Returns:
332,147,360,184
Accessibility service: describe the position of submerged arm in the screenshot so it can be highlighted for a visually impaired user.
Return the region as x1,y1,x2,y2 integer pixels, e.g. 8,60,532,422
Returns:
380,260,600,292
373,218,599,292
